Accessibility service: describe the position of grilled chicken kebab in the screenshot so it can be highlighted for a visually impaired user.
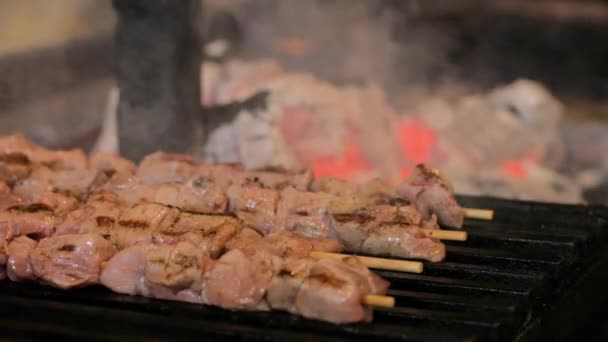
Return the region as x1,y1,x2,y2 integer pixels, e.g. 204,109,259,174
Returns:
0,133,467,323
0,134,454,262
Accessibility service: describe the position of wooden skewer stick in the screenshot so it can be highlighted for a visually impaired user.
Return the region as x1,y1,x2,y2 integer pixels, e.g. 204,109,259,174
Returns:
363,295,395,308
310,251,424,274
464,208,494,220
421,229,467,241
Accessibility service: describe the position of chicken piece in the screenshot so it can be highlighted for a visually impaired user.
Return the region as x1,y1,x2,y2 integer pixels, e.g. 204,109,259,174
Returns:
0,220,12,251
311,176,358,196
224,227,264,251
90,152,136,177
110,177,228,214
357,178,397,203
397,164,465,228
296,258,374,324
0,181,23,210
267,257,315,314
335,202,439,230
0,209,57,240
6,236,38,281
144,242,211,303
14,165,104,200
312,176,396,204
101,242,211,304
340,256,390,294
30,233,117,289
226,179,279,235
137,152,199,184
99,244,156,295
259,231,342,258
202,248,281,310
360,225,445,262
276,187,338,239
106,203,180,249
153,214,241,259
0,134,87,170
56,193,124,235
236,168,313,191
0,153,31,184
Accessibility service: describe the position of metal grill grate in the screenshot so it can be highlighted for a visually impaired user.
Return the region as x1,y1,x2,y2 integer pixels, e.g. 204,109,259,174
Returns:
1,196,607,341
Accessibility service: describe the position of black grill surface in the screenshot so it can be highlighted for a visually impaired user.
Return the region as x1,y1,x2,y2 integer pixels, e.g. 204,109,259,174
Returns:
1,195,607,341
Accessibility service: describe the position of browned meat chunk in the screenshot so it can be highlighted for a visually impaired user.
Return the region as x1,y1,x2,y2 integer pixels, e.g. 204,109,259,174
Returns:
296,258,374,324
398,164,465,228
108,177,227,214
0,209,57,240
312,176,395,204
90,152,136,177
235,168,313,191
144,242,211,303
227,180,279,235
360,225,445,262
202,248,281,310
30,233,117,289
0,182,23,210
224,227,264,251
100,242,211,304
99,244,156,295
258,231,342,258
276,187,336,239
6,236,38,281
0,134,87,170
267,257,315,314
56,193,124,235
137,152,199,184
153,214,241,259
104,203,180,249
0,153,31,184
14,165,104,200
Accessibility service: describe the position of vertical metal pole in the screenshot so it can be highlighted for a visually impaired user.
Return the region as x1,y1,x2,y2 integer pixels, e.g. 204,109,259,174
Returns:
113,0,202,162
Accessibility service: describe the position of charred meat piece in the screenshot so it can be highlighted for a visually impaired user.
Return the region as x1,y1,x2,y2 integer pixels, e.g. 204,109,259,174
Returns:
235,168,313,191
312,176,396,204
296,257,375,324
144,242,211,303
137,152,241,189
398,164,465,228
56,193,124,235
0,153,31,185
202,248,281,311
0,209,57,240
363,225,446,263
224,227,264,251
267,255,388,324
100,242,212,304
137,152,199,184
30,233,117,289
90,152,136,177
332,204,445,262
0,134,87,170
107,177,228,214
13,165,105,200
277,187,336,239
153,214,241,259
0,181,23,210
6,236,38,281
255,231,342,258
226,179,279,235
267,257,315,314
